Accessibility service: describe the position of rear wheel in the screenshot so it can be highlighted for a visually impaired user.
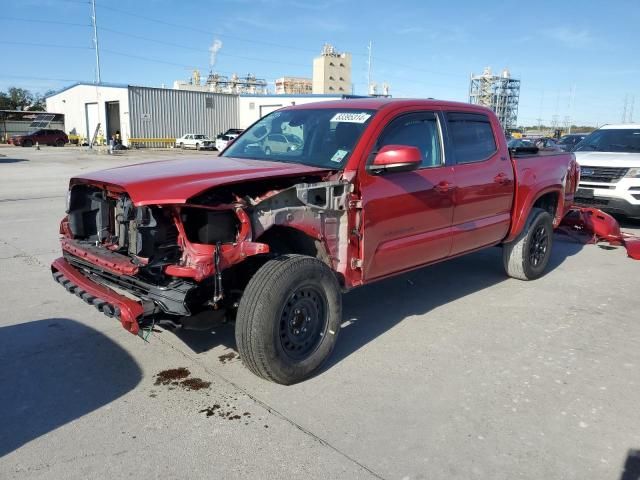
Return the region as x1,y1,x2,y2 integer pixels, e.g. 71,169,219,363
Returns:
195,143,200,150
235,255,341,385
264,146,271,156
503,208,553,280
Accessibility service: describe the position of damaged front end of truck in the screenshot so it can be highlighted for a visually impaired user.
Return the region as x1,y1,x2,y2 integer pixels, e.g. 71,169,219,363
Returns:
51,171,354,337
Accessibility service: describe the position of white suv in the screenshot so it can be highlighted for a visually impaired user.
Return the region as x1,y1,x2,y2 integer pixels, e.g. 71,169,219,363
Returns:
573,124,640,218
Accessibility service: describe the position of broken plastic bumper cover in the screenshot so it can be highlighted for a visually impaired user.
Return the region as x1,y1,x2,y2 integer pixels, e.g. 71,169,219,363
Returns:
51,257,144,335
558,207,640,260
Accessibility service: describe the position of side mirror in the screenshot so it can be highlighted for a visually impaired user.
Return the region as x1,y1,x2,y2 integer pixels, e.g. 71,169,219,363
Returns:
368,145,422,174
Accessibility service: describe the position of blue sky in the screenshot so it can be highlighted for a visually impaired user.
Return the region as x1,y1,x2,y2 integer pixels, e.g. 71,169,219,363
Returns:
2,0,638,126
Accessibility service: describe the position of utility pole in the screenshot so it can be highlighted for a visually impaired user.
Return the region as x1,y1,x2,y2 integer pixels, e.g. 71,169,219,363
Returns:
91,0,101,83
367,40,372,95
629,95,635,123
622,94,629,123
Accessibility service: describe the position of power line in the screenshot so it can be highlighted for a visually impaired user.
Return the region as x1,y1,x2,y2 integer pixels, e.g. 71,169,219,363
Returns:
0,40,91,50
369,56,459,79
1,16,90,27
97,27,311,69
0,14,574,96
95,3,360,56
99,49,279,80
2,10,625,111
0,74,92,83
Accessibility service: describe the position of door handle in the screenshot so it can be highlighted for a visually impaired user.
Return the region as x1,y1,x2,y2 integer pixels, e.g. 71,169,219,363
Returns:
434,181,454,194
494,173,510,185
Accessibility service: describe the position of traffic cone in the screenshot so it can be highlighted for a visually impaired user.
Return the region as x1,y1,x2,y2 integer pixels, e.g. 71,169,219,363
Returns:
36,142,40,150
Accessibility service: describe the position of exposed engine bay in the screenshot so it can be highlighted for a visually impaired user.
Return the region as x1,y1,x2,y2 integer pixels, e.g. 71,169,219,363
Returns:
56,173,352,335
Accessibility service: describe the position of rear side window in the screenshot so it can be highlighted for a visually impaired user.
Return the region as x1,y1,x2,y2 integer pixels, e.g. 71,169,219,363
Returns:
446,113,497,164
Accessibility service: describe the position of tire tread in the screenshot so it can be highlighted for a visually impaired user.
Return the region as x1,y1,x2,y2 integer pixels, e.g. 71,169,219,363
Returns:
236,254,340,384
503,208,553,281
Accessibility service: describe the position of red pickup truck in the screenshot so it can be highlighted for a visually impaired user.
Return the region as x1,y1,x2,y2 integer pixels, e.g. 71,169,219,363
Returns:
52,99,579,384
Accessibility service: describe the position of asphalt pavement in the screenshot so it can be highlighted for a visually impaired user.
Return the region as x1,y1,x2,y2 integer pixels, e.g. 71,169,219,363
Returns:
1,145,639,479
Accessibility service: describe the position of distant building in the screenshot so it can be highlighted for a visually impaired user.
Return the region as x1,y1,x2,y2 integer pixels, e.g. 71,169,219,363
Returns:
275,77,313,95
46,82,348,146
312,44,352,95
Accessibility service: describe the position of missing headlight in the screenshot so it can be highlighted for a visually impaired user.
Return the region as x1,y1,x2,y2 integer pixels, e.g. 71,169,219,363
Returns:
181,208,239,245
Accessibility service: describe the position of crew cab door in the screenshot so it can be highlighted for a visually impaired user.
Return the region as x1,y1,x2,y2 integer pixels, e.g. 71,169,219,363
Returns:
444,112,514,255
360,111,455,281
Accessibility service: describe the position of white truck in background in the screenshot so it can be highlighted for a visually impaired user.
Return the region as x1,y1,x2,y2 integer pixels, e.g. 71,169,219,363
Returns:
573,124,640,219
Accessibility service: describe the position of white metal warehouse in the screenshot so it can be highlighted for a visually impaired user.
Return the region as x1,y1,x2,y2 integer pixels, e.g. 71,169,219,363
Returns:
45,83,349,146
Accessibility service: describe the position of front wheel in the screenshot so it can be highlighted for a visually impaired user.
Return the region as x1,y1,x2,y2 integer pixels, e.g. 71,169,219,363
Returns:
56,139,65,147
23,139,33,147
264,146,271,156
503,208,553,280
235,255,342,385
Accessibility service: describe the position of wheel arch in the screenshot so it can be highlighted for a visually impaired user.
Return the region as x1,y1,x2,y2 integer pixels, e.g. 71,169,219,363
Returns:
506,187,563,243
256,225,333,269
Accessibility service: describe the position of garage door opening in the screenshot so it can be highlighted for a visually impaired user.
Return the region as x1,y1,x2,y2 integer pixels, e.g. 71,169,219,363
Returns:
105,101,121,142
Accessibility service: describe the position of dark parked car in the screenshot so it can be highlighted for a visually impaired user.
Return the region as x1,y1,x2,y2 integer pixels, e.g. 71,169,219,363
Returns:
9,129,68,147
533,137,562,151
557,134,586,152
507,138,534,149
216,128,244,139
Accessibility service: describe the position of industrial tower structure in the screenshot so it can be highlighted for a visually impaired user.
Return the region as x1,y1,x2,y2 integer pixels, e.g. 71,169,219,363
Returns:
469,67,520,130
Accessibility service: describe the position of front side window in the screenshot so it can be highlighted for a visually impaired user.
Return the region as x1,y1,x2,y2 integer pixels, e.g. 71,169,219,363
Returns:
375,113,443,168
574,129,640,153
446,112,497,163
223,108,376,168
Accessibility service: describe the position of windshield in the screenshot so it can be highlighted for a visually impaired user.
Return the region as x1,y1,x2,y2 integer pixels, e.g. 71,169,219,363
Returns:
575,129,640,153
222,108,376,168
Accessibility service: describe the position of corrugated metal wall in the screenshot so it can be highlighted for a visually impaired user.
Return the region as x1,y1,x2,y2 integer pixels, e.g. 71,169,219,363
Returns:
128,87,239,142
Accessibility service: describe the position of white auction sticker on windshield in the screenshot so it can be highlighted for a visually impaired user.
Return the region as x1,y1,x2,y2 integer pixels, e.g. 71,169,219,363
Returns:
330,112,371,123
330,149,349,163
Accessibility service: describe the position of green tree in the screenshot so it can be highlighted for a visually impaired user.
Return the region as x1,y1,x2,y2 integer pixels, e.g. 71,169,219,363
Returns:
0,87,36,110
31,90,55,111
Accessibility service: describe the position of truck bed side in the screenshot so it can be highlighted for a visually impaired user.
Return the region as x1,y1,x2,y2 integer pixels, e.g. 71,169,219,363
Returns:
506,151,579,242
